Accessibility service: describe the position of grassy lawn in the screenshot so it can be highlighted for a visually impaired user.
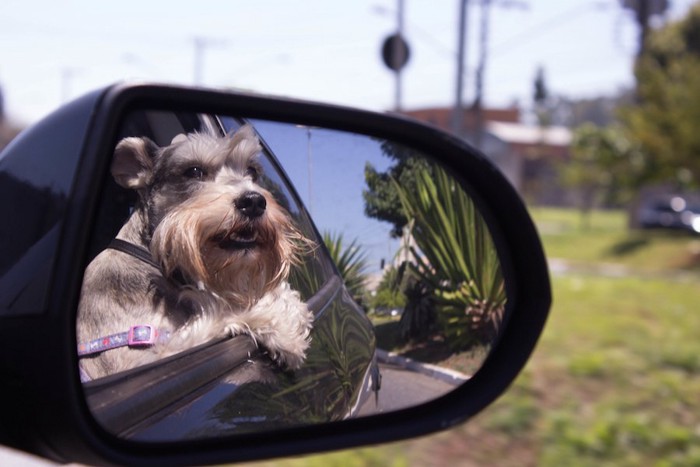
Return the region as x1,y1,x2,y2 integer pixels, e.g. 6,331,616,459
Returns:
247,209,700,466
532,207,700,274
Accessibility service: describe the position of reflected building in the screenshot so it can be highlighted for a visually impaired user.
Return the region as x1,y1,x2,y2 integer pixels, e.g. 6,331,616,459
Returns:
401,106,573,206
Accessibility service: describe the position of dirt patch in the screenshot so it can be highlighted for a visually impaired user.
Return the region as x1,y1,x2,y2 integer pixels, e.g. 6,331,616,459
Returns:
373,318,490,375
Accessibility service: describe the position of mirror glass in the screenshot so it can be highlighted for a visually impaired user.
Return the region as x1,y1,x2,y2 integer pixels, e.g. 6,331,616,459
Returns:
77,109,506,441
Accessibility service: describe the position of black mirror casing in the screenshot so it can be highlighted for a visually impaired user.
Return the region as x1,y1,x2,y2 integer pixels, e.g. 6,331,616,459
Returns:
0,83,550,466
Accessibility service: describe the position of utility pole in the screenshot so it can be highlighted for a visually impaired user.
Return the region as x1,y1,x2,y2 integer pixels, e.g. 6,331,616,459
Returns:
394,0,405,112
193,37,226,86
379,1,409,112
61,67,80,103
306,127,314,216
473,0,491,150
472,0,527,146
452,0,469,137
633,0,651,58
622,0,668,58
621,0,668,104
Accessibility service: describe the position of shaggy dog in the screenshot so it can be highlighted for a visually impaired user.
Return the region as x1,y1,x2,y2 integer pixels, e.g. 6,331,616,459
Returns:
77,125,313,380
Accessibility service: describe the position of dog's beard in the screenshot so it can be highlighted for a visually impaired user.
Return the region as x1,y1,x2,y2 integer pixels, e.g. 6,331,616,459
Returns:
150,187,301,308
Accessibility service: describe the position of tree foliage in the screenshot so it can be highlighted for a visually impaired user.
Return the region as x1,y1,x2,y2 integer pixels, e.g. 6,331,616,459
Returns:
393,164,506,349
620,3,700,189
322,231,369,309
367,266,407,312
561,123,642,224
362,141,432,238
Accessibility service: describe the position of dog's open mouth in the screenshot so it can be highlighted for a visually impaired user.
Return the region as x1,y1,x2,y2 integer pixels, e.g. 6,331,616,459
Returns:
217,226,259,251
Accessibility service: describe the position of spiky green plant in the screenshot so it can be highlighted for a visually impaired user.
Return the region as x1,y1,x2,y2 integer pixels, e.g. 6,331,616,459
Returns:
393,163,506,349
322,232,370,309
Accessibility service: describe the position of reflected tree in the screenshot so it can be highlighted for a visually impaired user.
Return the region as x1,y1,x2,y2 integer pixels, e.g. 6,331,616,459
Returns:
363,142,433,238
393,164,506,350
363,141,505,350
322,231,370,310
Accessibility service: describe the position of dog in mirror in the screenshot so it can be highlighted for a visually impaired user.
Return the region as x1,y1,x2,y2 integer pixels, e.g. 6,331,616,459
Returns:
77,125,313,380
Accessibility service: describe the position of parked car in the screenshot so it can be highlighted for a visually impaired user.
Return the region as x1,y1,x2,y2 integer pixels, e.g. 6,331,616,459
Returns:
638,194,700,234
0,83,550,465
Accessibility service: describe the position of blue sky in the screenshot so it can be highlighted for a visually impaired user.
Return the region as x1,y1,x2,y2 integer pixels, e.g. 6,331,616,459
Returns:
1,0,695,125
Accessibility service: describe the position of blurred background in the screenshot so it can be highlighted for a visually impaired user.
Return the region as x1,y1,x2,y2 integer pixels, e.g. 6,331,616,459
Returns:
0,1,690,122
3,1,699,465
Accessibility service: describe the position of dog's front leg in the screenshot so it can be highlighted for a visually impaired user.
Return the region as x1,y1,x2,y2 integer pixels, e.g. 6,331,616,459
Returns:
227,284,313,370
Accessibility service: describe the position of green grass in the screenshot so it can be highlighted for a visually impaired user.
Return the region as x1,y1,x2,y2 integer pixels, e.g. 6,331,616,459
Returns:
243,208,700,466
246,447,409,467
532,207,700,274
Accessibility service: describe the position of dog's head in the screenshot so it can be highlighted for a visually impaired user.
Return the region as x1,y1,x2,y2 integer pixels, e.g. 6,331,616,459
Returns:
111,125,305,307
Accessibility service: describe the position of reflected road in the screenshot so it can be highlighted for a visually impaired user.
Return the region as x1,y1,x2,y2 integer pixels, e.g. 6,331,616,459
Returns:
358,363,461,415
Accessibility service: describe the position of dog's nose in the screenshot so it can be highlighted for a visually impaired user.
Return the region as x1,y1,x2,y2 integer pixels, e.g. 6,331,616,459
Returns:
235,191,267,218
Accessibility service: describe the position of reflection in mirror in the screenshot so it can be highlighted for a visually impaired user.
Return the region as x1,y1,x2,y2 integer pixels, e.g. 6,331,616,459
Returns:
76,110,505,441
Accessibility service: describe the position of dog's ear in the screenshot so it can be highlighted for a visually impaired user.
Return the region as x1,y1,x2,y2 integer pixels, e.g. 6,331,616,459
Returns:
171,133,188,145
227,125,261,159
111,137,159,189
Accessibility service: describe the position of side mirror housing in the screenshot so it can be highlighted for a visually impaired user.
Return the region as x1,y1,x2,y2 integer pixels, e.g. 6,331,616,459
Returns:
0,83,550,465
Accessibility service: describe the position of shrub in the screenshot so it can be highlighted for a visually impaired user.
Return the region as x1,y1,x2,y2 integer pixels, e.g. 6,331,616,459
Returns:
393,164,506,349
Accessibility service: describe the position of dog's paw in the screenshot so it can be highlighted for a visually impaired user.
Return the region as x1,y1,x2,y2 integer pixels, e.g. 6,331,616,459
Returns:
223,322,257,346
266,341,310,371
227,283,313,370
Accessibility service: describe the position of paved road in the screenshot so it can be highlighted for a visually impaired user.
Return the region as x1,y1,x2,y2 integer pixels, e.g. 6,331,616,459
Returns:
357,363,460,416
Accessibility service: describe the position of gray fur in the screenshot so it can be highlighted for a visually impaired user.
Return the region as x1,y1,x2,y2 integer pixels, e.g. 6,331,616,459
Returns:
77,126,312,380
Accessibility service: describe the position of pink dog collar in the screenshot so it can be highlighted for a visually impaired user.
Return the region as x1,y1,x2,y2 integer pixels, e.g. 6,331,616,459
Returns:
78,325,170,357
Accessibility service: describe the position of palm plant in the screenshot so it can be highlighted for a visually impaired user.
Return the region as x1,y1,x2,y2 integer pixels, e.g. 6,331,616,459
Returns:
322,232,370,309
393,163,506,349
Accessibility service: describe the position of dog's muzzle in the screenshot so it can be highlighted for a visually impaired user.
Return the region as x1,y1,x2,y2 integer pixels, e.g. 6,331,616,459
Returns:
235,191,266,219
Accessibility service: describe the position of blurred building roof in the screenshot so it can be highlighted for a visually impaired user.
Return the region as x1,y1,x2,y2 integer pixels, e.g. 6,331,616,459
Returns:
402,106,520,129
487,121,571,147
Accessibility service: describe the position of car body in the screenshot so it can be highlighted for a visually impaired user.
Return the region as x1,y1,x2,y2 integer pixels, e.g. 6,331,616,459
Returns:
637,194,700,234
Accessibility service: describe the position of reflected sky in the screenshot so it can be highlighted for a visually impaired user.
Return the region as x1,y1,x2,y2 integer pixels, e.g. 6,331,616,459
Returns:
252,120,400,275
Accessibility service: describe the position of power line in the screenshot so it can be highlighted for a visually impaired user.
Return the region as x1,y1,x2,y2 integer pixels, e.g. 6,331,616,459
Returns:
490,2,611,57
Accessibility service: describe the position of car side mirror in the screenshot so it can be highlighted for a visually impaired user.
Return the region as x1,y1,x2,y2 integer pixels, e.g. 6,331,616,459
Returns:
0,83,550,465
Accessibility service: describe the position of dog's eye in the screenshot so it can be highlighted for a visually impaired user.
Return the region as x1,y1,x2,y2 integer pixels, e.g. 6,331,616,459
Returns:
184,167,206,179
245,167,259,181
